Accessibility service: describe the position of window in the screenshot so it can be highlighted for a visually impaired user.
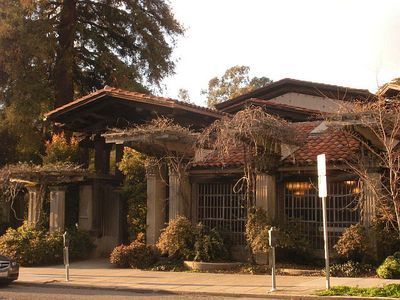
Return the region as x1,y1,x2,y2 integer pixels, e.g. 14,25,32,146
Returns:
284,180,359,249
197,182,251,245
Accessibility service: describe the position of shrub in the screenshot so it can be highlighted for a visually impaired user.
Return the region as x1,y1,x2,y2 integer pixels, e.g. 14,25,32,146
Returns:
0,223,94,266
194,226,228,262
329,261,375,277
373,220,400,263
0,223,62,266
43,133,79,164
245,207,314,264
68,229,95,260
118,148,147,241
377,252,400,279
334,224,371,263
110,233,158,269
157,216,197,260
245,207,271,255
157,216,229,262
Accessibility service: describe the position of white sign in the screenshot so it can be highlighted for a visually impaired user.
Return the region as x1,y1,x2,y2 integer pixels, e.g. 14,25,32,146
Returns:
317,154,326,176
318,175,327,198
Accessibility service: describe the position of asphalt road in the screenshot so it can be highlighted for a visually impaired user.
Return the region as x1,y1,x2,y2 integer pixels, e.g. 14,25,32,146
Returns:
0,283,264,300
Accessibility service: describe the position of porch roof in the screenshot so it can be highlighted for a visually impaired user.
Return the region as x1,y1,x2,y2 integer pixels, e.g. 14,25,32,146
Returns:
45,86,227,133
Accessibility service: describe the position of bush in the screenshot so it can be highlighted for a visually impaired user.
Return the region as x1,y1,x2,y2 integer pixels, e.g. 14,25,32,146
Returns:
157,216,197,260
329,261,375,277
334,224,371,263
194,226,228,262
245,207,314,264
110,233,158,269
157,216,229,262
377,252,400,279
68,229,95,260
0,223,94,266
373,220,400,263
118,148,147,241
43,133,79,164
245,207,271,256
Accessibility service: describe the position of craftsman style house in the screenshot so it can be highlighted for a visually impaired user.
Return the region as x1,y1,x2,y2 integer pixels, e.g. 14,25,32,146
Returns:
21,78,394,256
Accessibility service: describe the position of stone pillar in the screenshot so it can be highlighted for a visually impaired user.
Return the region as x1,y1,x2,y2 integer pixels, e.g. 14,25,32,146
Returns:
168,165,191,221
146,160,167,245
255,173,276,220
27,186,40,226
49,186,67,233
79,185,93,231
78,137,90,168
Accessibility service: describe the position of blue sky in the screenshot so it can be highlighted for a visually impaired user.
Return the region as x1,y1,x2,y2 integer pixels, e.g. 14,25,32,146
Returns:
161,0,400,106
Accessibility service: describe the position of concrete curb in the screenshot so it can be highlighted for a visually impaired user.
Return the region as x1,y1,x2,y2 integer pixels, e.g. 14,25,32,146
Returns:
14,281,399,300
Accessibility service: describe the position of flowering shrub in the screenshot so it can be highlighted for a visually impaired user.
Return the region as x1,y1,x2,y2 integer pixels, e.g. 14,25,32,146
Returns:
110,233,159,268
43,133,79,164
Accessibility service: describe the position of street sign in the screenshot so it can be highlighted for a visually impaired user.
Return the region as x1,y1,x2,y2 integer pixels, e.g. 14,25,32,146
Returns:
317,154,327,198
317,153,330,290
317,154,326,176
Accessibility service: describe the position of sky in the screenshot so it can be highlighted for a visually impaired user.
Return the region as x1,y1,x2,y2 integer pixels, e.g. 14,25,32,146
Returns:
161,0,400,106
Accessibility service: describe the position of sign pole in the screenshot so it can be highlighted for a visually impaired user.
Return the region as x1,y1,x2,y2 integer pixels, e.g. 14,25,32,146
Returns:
322,195,330,289
317,154,330,290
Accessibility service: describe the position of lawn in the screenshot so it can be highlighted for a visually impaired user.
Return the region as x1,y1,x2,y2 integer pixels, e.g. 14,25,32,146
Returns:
317,284,400,298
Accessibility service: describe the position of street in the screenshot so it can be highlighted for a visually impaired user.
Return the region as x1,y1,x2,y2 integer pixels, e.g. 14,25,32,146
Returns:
0,283,263,300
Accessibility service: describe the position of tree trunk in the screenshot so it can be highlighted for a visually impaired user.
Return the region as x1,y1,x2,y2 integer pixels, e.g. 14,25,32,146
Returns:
54,0,77,108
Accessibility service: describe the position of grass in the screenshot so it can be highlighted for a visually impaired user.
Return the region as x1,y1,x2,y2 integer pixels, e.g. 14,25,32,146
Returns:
317,284,400,298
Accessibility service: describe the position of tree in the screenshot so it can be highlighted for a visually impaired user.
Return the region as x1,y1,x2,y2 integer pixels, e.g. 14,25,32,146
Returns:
332,93,400,237
0,0,183,161
177,88,191,103
202,65,272,107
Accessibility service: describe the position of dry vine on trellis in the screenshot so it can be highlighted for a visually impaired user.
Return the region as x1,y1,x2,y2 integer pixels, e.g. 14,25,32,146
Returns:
0,162,85,225
107,117,198,205
198,106,300,204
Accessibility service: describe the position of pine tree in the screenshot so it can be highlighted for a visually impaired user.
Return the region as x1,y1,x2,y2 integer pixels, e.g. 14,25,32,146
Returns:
0,0,183,162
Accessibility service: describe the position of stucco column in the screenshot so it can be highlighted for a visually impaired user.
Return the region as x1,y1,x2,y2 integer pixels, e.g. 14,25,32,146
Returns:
146,160,167,245
27,186,40,226
168,165,191,221
255,173,277,220
362,173,380,227
49,186,67,232
79,184,93,231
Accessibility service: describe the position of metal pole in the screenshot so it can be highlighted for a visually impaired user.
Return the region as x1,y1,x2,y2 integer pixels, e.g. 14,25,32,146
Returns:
65,247,70,282
322,196,330,289
270,246,276,292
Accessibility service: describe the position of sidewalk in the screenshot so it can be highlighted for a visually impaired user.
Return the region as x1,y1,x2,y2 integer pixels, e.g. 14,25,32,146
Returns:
17,259,400,298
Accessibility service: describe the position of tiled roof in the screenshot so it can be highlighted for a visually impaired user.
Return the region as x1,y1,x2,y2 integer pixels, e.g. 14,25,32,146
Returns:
45,86,228,120
191,147,245,169
191,121,360,169
284,122,360,166
215,78,373,112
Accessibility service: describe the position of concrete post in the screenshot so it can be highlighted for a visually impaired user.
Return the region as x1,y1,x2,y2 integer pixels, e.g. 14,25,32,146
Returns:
168,165,191,221
49,186,67,232
255,173,276,220
145,160,167,245
362,173,380,227
27,186,40,226
79,185,93,231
